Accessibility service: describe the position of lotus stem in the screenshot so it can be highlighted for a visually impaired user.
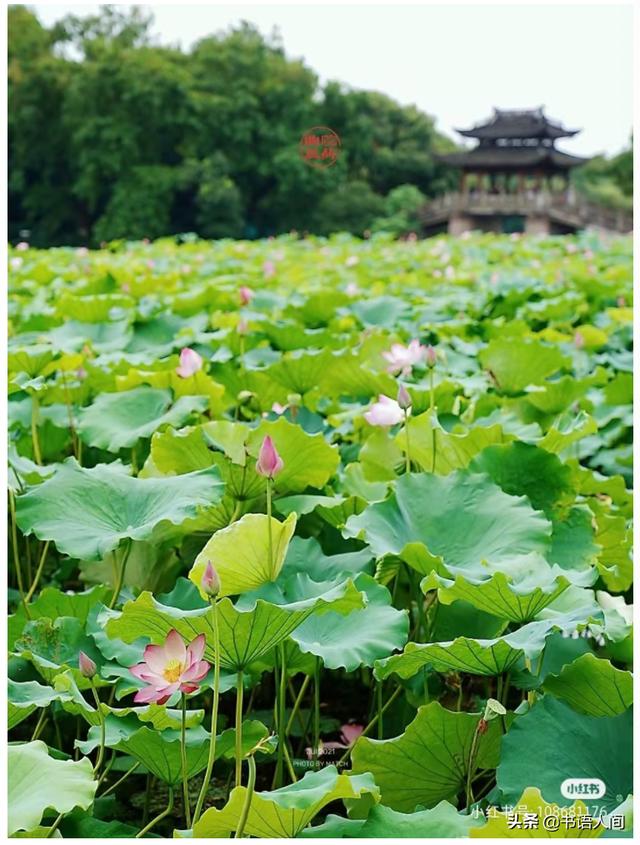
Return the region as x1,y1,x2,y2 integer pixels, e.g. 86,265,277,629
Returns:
286,675,310,735
465,723,482,811
376,681,383,739
135,786,174,838
45,812,64,838
313,657,321,771
235,754,256,839
273,642,287,788
30,393,42,465
108,539,133,609
9,489,30,619
193,599,221,824
25,540,50,603
89,681,106,775
99,761,140,797
235,670,244,787
180,693,192,827
30,707,48,741
266,477,274,578
404,412,411,473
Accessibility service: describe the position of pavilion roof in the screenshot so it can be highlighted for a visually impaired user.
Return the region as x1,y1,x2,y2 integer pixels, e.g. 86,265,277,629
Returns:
455,107,580,141
437,146,589,172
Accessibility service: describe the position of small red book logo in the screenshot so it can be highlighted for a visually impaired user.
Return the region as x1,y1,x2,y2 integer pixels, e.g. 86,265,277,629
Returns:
299,126,341,169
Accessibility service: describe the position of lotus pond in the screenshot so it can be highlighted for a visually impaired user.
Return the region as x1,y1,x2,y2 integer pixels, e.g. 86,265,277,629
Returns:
7,232,633,838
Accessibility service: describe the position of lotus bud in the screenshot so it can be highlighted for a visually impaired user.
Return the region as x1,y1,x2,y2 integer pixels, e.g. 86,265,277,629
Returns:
256,435,284,479
482,698,506,723
239,286,253,306
574,331,585,349
201,560,221,598
78,651,97,679
176,347,203,378
425,345,438,368
396,383,412,411
237,318,249,336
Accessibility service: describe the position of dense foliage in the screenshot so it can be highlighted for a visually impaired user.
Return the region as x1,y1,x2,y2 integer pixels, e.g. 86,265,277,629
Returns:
8,5,458,247
8,232,632,837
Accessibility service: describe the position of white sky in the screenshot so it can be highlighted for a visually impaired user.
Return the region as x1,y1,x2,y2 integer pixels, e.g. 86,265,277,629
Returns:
30,2,634,156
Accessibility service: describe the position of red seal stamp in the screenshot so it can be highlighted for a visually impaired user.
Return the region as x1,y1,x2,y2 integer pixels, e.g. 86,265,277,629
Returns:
299,126,341,169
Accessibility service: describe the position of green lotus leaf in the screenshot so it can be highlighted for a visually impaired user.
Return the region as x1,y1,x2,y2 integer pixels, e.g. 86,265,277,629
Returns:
115,367,226,415
8,741,97,836
344,470,551,577
351,701,504,812
470,787,604,838
13,616,103,687
77,386,208,451
358,428,403,482
283,536,374,582
190,512,297,598
191,765,379,838
479,337,570,394
79,723,211,786
302,801,483,838
78,540,180,594
375,636,523,680
537,411,598,454
8,679,62,729
48,319,132,354
497,696,632,814
150,425,214,474
594,511,633,592
290,574,409,671
318,350,397,399
421,563,572,624
263,348,331,395
469,441,574,514
15,460,224,559
9,585,111,649
105,579,364,672
58,811,140,839
397,411,508,474
542,653,633,716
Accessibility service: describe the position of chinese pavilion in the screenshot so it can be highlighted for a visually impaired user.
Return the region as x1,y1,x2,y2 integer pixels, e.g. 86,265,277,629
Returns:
421,108,630,235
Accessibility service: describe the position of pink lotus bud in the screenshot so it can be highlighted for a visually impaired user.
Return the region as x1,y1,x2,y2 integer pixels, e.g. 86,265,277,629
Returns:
574,331,585,349
425,345,437,368
239,286,253,306
617,296,626,307
78,651,97,679
176,347,203,378
397,384,412,410
237,318,249,336
201,561,221,598
76,366,87,381
121,282,130,293
256,435,284,479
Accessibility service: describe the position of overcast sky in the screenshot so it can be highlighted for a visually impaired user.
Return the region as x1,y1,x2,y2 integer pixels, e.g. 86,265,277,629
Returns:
31,2,633,156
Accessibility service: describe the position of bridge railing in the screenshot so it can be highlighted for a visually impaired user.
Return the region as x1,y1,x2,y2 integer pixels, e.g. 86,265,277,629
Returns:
420,191,632,232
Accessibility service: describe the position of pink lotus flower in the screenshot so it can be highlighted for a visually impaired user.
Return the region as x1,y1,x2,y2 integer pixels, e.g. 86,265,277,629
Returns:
201,561,221,599
76,247,89,257
129,630,210,705
263,260,276,278
16,241,29,251
256,435,284,478
382,340,427,376
176,347,203,378
10,257,23,270
304,723,364,760
78,651,97,679
271,402,287,415
364,395,404,427
574,331,585,349
239,286,254,306
425,345,437,368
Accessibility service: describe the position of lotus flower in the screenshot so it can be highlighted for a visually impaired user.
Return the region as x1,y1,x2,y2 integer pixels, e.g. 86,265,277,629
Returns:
263,260,276,278
239,286,253,305
201,561,221,598
176,347,203,378
425,345,438,368
129,630,210,704
16,241,29,251
364,395,404,427
383,340,427,376
78,651,97,679
256,435,284,478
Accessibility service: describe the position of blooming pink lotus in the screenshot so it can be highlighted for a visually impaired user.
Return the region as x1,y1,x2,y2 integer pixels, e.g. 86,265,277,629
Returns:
364,395,404,427
239,286,254,306
130,630,210,704
382,339,427,376
176,347,203,378
256,435,284,478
